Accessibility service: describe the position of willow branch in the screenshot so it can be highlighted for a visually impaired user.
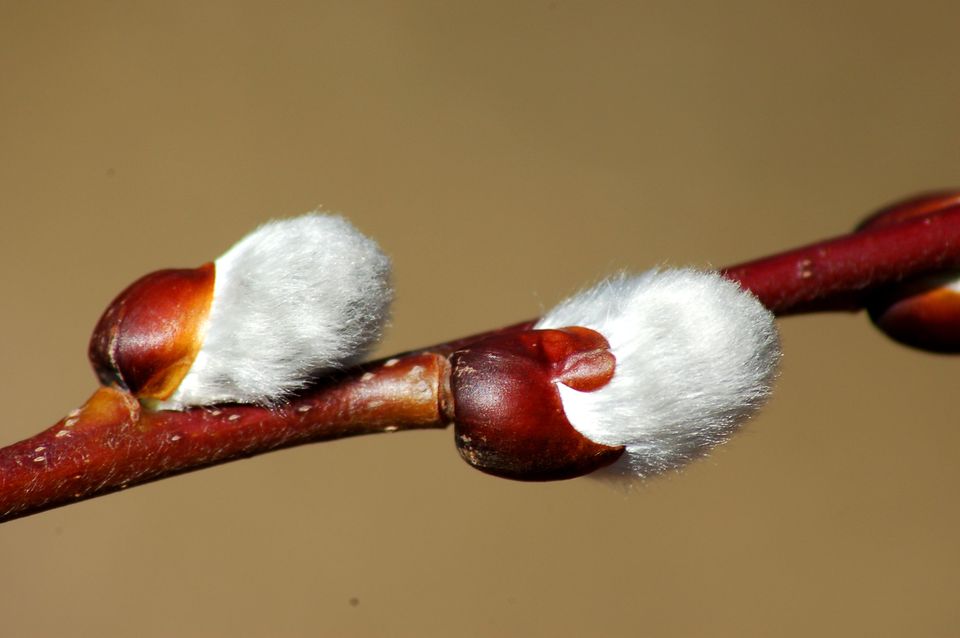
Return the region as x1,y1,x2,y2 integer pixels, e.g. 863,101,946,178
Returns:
3,202,960,523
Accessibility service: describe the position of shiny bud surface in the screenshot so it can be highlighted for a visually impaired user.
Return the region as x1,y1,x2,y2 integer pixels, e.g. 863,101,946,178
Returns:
450,326,624,481
89,264,215,400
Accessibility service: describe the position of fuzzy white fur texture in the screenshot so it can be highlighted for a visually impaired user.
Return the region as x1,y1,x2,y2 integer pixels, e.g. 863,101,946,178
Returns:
159,214,392,409
536,269,780,477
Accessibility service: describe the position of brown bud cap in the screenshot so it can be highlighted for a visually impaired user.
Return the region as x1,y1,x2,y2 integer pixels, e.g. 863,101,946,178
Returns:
867,274,960,352
450,326,624,481
857,191,960,353
89,264,215,400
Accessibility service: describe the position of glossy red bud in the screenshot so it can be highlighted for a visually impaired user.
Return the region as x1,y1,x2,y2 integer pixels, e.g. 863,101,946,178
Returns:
449,326,624,481
89,264,215,400
857,191,960,353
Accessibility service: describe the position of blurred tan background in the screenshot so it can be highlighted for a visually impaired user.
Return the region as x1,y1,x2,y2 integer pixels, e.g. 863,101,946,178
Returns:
2,2,960,636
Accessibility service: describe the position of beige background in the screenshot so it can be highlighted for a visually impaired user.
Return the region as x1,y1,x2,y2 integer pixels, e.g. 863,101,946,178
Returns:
2,2,960,636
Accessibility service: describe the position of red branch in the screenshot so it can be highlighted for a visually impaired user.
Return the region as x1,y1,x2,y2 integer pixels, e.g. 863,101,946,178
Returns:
3,202,960,523
0,353,452,522
722,206,960,314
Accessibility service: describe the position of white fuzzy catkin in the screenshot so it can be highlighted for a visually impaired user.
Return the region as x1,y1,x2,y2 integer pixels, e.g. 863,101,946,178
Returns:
158,213,392,409
536,269,780,477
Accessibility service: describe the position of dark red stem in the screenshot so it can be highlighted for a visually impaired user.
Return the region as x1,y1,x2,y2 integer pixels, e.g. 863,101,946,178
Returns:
0,354,451,523
3,202,960,522
722,206,960,314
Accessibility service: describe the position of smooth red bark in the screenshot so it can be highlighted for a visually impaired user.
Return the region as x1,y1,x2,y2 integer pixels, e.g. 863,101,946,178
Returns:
0,353,449,522
722,206,960,314
5,198,960,522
